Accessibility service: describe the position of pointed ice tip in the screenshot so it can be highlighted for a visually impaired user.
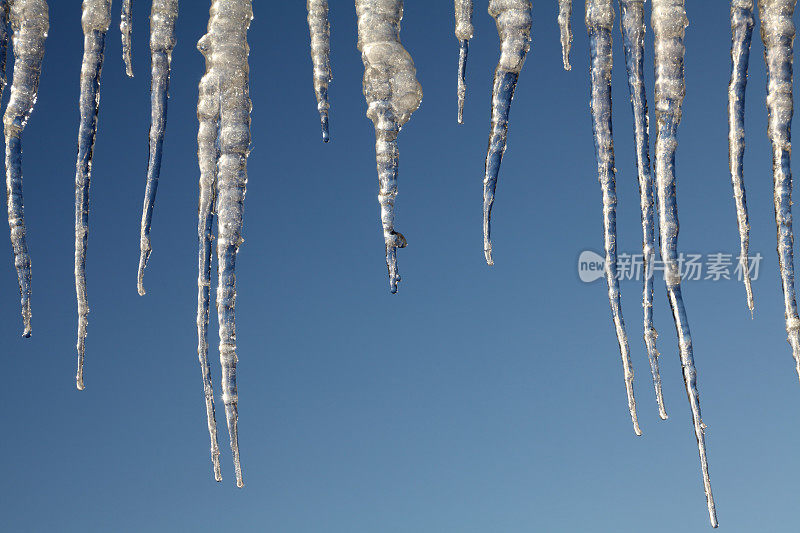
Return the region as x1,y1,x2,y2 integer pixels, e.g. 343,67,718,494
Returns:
321,113,330,143
76,377,85,391
236,478,244,488
22,324,31,338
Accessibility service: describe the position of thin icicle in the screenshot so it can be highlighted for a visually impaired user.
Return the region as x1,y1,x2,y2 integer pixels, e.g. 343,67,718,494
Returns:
75,0,112,391
121,0,133,77
652,0,717,526
558,0,573,70
4,0,48,339
454,0,473,123
586,0,641,436
356,0,422,293
758,0,800,383
729,0,755,315
618,0,667,419
307,0,331,142
197,0,253,487
483,0,531,265
137,0,178,295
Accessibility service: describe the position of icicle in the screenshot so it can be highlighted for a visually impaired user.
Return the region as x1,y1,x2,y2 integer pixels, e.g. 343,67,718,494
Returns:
586,0,641,436
758,0,800,384
137,0,178,296
454,0,473,123
483,0,531,265
355,0,422,293
652,0,717,526
196,0,253,487
307,0,331,143
558,0,573,70
120,0,133,77
75,0,112,391
4,0,48,339
729,0,755,315
618,0,667,419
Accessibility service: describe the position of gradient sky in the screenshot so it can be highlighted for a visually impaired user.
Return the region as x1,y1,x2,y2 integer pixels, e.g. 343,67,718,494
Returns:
2,2,799,532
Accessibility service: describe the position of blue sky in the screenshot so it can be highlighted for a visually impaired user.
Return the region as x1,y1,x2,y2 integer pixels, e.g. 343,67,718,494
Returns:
1,2,799,532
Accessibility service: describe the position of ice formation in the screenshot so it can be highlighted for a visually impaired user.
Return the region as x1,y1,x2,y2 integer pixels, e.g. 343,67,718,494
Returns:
137,0,179,295
454,0,473,123
355,0,422,293
196,0,253,487
482,0,531,265
618,0,666,419
306,0,331,142
652,0,717,526
121,0,133,77
3,0,47,339
558,0,573,70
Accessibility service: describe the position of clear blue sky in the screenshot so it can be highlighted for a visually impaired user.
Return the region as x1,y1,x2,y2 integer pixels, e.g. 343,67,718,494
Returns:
1,2,798,531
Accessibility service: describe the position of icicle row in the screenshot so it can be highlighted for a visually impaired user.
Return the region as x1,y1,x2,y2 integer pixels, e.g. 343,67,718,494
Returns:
307,0,331,143
558,0,573,70
454,0,473,123
483,0,531,265
137,0,178,295
75,0,112,391
652,0,717,526
729,0,755,315
618,0,666,419
356,0,422,293
3,0,46,339
121,0,133,77
586,0,641,436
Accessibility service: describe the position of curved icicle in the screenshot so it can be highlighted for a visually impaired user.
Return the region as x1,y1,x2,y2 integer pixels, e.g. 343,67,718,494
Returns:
586,0,641,436
729,0,755,315
558,0,573,70
3,0,45,339
652,0,717,526
356,0,422,293
483,0,531,265
618,0,667,419
75,0,111,391
137,0,178,296
758,0,800,384
121,0,133,77
454,0,473,123
307,0,331,143
197,0,253,487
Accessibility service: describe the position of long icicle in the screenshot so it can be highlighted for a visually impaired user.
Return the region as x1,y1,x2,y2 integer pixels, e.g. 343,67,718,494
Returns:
307,0,331,143
483,0,531,265
652,0,717,526
758,0,800,382
3,0,46,339
729,0,755,315
196,14,221,482
454,0,473,123
618,0,667,419
120,0,133,77
558,0,573,70
75,0,112,391
137,0,178,295
586,0,641,436
356,0,422,293
201,0,253,488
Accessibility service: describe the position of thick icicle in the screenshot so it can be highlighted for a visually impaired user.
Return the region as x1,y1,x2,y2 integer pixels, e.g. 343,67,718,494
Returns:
75,0,112,391
137,0,178,295
307,0,331,142
356,0,422,293
758,0,800,382
558,0,573,70
586,0,641,436
197,0,253,487
121,0,133,77
454,0,473,123
652,0,717,526
618,0,667,419
4,0,48,339
729,0,755,314
483,0,531,265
